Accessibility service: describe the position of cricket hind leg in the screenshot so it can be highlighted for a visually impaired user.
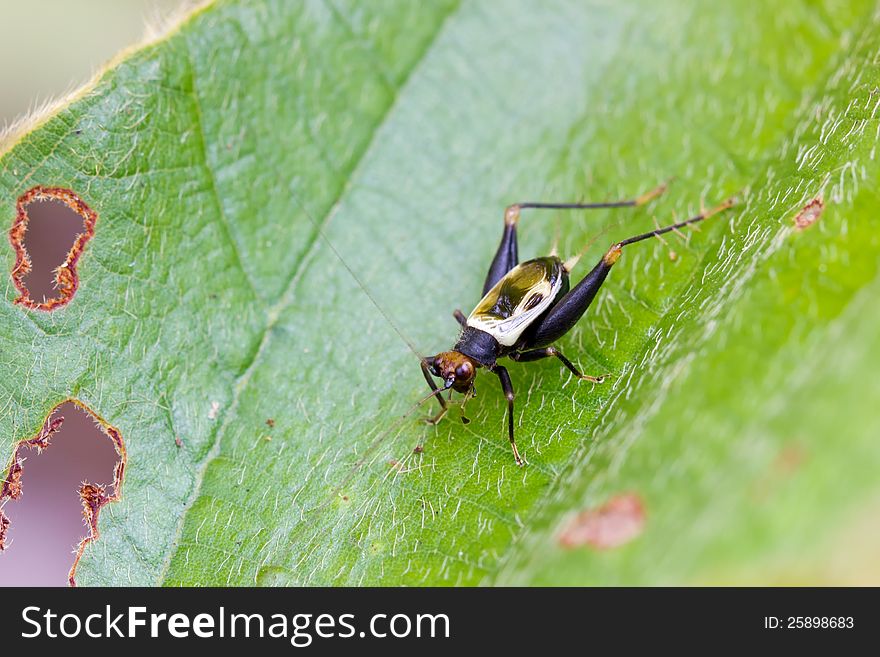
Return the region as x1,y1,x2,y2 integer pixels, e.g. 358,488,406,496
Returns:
482,205,520,295
526,197,735,348
481,182,668,295
511,347,608,383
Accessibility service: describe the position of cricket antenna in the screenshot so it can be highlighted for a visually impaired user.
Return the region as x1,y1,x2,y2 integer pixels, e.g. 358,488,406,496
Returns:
619,197,737,247
290,196,425,360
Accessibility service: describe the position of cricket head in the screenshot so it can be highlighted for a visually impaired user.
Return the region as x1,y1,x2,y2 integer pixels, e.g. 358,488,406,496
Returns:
427,351,477,393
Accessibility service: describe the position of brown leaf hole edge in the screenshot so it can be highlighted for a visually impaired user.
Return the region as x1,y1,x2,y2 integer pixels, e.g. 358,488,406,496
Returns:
0,400,127,586
9,186,98,311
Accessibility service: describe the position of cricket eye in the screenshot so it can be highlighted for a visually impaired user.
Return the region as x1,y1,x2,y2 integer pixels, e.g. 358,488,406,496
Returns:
455,362,474,380
428,359,440,376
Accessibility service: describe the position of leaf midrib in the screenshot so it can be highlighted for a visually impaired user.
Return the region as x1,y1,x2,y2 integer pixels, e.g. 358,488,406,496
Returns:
155,0,463,584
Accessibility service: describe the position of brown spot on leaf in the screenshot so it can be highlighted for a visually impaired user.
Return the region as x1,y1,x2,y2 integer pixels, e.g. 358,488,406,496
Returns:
265,418,275,428
751,442,809,502
774,443,808,475
8,186,98,311
558,492,646,550
0,400,126,586
793,196,824,231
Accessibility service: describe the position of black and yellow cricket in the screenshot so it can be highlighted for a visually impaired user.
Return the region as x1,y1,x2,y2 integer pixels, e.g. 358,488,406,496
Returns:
420,184,735,466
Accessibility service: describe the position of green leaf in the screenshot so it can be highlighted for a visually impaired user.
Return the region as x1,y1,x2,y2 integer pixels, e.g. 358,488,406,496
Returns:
2,0,878,586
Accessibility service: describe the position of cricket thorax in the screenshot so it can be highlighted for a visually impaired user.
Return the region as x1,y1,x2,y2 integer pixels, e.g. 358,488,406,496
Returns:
466,256,566,346
453,325,502,365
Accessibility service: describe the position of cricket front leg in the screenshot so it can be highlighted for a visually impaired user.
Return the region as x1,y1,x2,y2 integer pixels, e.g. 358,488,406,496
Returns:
495,365,525,466
420,360,448,424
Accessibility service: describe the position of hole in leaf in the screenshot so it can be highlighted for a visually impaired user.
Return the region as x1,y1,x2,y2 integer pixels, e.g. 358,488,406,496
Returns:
0,401,125,586
8,186,97,311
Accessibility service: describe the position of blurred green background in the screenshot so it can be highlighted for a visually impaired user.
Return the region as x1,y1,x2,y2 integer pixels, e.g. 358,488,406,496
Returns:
1,1,183,125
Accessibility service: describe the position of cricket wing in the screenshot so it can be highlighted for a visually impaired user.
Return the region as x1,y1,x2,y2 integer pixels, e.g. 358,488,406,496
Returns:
467,257,565,346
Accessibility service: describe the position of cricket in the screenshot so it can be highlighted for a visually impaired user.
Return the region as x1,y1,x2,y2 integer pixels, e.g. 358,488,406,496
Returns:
419,184,735,466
